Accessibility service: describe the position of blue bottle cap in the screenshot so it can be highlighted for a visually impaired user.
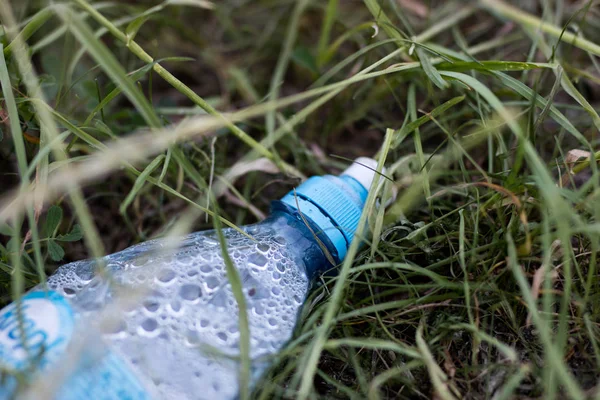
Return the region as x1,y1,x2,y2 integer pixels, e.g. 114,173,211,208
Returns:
280,157,382,262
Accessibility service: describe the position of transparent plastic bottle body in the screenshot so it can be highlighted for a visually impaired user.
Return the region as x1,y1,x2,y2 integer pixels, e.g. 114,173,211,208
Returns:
42,205,332,400
0,158,379,399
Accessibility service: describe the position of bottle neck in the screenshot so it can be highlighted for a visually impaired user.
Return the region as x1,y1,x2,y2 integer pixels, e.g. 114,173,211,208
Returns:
265,201,340,280
278,175,368,261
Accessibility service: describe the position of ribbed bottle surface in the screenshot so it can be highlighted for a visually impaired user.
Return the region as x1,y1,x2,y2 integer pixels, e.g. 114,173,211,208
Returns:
289,176,363,244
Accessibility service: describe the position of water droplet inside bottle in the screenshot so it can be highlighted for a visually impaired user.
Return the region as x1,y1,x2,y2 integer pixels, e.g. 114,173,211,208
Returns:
257,243,270,252
205,277,219,290
169,299,182,313
253,303,264,315
208,290,227,307
179,284,202,301
186,329,201,346
136,273,148,282
131,255,152,268
141,318,158,333
200,264,212,273
156,268,175,284
178,255,193,265
248,253,267,268
75,267,94,282
144,300,160,312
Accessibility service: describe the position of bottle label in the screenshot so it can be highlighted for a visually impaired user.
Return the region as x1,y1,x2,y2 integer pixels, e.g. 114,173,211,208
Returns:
0,290,74,370
0,290,151,399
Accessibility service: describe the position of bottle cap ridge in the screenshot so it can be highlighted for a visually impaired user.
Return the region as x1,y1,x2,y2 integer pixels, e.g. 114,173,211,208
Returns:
279,157,382,263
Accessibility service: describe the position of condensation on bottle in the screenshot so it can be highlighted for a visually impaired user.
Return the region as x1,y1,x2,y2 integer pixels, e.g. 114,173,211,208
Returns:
0,157,382,400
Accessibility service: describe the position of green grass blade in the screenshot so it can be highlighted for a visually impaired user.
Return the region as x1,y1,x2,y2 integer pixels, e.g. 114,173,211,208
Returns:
119,154,165,214
297,128,393,399
265,0,308,151
316,0,339,66
3,7,53,57
56,5,162,128
507,234,585,399
211,201,251,400
481,0,600,57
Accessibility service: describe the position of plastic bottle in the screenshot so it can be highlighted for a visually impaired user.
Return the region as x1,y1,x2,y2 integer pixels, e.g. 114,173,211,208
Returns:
0,157,381,399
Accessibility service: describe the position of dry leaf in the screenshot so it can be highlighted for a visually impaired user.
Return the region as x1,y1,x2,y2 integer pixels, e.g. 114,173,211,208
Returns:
565,149,591,165
559,149,591,187
224,158,280,182
397,0,428,17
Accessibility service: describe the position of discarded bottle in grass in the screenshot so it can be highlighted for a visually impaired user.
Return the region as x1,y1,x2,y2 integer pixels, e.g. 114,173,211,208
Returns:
0,157,380,399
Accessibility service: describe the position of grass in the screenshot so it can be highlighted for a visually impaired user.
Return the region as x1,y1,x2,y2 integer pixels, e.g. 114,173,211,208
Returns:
1,0,600,398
